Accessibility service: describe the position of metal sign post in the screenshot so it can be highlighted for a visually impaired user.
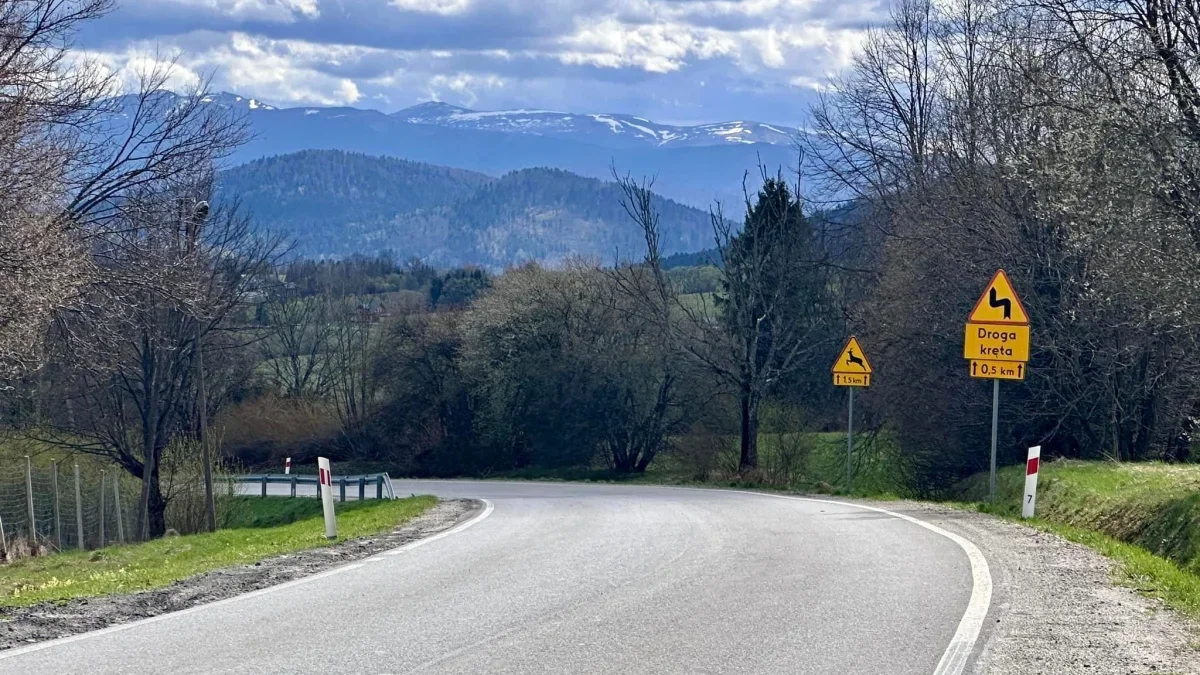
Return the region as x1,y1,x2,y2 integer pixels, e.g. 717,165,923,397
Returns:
964,270,1031,503
990,379,999,503
846,387,855,489
832,336,872,490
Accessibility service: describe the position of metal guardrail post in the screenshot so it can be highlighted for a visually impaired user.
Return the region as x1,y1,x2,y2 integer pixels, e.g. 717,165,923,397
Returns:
232,473,394,500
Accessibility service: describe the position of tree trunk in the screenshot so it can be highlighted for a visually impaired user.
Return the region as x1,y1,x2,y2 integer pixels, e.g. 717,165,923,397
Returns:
147,464,167,538
136,337,158,540
740,390,759,471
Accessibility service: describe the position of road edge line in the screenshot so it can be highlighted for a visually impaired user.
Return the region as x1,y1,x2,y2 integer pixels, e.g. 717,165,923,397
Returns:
710,489,993,675
0,498,495,661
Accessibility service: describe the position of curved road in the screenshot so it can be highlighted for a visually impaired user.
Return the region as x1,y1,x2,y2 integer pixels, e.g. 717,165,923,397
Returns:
0,481,990,674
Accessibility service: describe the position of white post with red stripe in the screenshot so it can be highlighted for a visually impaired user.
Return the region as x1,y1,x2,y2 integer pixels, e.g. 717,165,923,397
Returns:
284,457,291,475
1022,445,1041,519
317,457,337,539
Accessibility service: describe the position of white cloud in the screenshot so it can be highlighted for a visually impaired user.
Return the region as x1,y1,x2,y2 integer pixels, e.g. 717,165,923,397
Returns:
389,0,475,15
425,72,505,105
83,0,881,121
142,0,320,21
557,20,738,73
87,33,363,106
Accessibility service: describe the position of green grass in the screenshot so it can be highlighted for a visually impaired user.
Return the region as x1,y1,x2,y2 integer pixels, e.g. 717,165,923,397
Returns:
218,496,399,529
956,459,1200,618
0,495,436,608
1031,520,1200,617
961,460,1200,575
675,292,717,315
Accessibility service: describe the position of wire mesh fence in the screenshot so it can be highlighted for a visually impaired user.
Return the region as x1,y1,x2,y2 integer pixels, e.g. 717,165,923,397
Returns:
0,458,136,559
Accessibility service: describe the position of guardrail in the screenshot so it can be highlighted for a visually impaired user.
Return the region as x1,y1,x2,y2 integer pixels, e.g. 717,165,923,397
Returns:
234,473,396,501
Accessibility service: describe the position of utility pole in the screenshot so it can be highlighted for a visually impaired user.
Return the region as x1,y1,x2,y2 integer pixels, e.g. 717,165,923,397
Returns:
189,199,216,533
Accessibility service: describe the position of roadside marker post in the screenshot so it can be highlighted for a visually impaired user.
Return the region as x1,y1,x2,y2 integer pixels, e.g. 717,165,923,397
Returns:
318,457,337,540
1022,446,1041,519
964,270,1031,503
832,336,873,490
284,457,291,475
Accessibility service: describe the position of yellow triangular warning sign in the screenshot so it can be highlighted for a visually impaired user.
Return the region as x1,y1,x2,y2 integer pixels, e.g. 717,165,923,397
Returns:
967,269,1029,325
832,336,873,374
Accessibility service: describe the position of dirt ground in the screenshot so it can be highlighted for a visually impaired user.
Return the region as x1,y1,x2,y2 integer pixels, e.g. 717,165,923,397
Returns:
0,498,479,651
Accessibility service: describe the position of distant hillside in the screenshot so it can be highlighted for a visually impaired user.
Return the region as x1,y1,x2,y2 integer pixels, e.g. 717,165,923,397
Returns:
218,150,715,266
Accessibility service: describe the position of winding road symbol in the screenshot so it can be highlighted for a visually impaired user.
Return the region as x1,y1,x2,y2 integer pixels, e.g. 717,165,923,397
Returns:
988,288,1012,321
967,269,1029,325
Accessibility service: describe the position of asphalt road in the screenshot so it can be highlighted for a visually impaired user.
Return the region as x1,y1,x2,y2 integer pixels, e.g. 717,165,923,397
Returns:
0,481,990,675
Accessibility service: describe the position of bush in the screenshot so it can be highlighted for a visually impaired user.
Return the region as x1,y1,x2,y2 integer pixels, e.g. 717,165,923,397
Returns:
160,437,243,535
216,396,343,468
670,433,732,482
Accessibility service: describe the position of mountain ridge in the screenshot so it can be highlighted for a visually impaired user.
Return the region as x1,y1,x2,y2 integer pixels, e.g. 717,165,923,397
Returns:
164,90,799,208
191,91,800,150
218,150,716,267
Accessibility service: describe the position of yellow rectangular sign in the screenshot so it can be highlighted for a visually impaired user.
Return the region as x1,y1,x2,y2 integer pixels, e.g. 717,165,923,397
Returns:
833,373,870,387
970,360,1026,380
964,323,1030,362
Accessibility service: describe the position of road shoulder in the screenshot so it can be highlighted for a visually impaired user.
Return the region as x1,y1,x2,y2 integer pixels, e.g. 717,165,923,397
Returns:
873,501,1200,675
0,498,480,651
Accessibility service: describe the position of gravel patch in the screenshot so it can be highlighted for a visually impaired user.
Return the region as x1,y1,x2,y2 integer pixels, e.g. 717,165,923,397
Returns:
867,500,1200,675
0,498,480,651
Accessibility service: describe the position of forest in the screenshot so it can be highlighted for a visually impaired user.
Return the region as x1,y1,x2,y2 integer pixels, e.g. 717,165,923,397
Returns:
219,150,716,265
2,0,1200,543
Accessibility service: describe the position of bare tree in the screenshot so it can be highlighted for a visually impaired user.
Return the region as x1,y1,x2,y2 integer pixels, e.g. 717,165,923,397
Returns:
329,299,385,447
612,167,836,471
0,0,114,378
259,289,336,399
802,0,1200,488
43,178,282,538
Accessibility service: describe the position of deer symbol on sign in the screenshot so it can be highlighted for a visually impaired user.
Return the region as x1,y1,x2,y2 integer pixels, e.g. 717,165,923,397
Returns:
846,349,866,370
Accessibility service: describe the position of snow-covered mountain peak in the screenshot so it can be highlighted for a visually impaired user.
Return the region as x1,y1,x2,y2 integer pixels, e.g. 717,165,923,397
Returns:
389,101,796,148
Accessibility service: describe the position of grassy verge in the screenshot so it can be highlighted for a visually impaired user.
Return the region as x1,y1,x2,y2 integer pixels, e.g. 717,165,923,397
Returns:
0,495,436,608
962,460,1200,574
219,495,332,528
954,460,1200,619
1029,520,1200,617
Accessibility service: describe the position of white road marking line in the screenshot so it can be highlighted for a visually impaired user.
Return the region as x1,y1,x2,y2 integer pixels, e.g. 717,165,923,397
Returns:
0,500,495,661
392,479,991,675
383,499,495,556
680,488,992,675
398,478,991,675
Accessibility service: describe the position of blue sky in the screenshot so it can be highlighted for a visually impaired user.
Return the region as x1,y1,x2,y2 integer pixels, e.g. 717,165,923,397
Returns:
79,0,883,126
